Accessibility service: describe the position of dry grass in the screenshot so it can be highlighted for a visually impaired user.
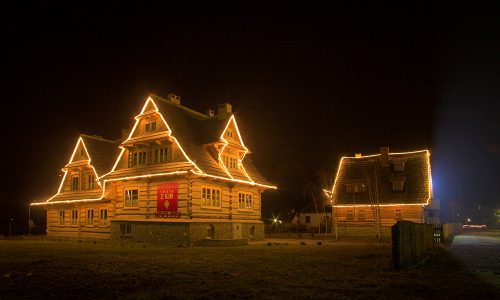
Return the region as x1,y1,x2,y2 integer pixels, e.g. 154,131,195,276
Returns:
0,239,498,299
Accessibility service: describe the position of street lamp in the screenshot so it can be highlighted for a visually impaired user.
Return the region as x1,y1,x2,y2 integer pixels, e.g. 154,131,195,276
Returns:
9,218,13,238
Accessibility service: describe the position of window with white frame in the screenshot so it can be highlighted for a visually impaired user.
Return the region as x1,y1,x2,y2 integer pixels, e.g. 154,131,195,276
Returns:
100,209,108,224
87,209,94,225
71,209,78,225
238,192,253,209
59,210,65,225
201,187,221,208
124,189,139,207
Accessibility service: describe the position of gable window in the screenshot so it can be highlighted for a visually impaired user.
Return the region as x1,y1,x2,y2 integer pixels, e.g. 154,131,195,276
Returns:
87,209,94,225
124,189,139,207
88,174,95,190
227,129,233,138
71,176,79,191
79,148,85,159
59,210,65,225
145,121,157,132
157,148,167,163
100,209,108,224
223,156,238,169
346,183,366,193
201,187,221,208
238,192,253,209
71,209,78,225
392,181,404,192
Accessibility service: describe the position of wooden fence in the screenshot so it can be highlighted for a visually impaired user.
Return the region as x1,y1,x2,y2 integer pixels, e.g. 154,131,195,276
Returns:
392,221,434,269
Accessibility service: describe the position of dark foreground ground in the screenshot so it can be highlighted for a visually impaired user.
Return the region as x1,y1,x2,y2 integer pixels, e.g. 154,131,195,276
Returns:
1,236,499,299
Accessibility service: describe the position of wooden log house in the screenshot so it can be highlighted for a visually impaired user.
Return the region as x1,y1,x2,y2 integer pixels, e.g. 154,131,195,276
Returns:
32,93,276,244
327,147,433,237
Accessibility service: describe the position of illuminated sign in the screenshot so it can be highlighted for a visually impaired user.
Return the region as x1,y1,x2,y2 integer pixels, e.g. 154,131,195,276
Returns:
157,182,178,212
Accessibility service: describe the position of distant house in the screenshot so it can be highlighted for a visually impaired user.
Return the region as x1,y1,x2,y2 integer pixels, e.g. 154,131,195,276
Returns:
328,147,433,237
298,201,332,233
31,93,276,244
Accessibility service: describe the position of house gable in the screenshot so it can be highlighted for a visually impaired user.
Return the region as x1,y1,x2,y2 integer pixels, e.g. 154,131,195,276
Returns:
330,149,432,207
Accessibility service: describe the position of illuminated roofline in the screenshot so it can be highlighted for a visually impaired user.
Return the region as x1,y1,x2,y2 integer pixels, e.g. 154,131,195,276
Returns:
333,203,429,208
104,96,203,178
329,149,432,206
46,137,103,203
31,198,107,206
218,115,254,183
191,170,276,189
104,171,189,182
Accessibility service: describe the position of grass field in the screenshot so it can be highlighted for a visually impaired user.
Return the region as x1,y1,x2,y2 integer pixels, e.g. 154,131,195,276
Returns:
1,238,498,299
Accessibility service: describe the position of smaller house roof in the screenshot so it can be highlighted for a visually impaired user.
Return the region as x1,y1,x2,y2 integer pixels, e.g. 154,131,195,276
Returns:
331,149,432,206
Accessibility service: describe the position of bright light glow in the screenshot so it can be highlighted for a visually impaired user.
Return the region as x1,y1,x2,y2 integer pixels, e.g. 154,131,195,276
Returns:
329,150,432,206
105,171,189,182
467,218,472,223
218,115,254,183
43,136,104,204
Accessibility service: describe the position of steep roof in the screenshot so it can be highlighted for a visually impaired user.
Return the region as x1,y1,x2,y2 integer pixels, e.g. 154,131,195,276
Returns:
331,150,431,206
148,94,274,187
80,135,119,177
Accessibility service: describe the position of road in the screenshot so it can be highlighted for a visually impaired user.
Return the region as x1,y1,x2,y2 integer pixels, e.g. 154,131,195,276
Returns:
450,230,500,275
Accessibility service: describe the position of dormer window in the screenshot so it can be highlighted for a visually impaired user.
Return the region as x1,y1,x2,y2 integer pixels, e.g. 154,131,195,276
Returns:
223,155,238,169
79,148,85,158
71,176,79,191
227,129,233,138
145,121,157,133
392,180,404,192
345,183,366,193
393,160,406,172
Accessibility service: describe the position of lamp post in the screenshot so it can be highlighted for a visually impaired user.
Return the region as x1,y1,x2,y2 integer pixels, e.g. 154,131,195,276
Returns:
9,218,13,238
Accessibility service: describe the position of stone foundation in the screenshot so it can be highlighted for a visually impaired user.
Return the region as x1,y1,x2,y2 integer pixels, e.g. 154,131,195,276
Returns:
111,220,264,246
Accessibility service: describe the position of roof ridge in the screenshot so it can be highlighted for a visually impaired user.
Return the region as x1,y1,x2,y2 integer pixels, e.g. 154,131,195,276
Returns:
80,133,116,143
149,93,209,119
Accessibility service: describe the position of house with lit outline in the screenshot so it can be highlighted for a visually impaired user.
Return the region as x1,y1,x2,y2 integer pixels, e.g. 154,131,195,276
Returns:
327,147,434,237
32,93,276,244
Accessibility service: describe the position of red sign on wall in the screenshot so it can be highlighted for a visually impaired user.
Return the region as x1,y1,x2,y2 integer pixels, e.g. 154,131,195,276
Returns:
157,183,178,212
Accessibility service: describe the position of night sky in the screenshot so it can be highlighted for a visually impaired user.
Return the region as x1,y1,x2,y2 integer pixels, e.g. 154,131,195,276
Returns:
3,3,500,234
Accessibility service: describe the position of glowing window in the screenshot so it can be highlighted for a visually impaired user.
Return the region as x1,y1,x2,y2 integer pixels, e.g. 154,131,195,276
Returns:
124,189,139,207
238,192,252,209
201,187,221,208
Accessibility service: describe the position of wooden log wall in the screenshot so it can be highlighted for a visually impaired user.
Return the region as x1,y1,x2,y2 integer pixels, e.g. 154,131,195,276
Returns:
334,205,424,227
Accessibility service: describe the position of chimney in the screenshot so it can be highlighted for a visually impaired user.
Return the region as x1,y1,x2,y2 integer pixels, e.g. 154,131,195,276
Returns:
206,109,215,117
167,93,181,105
217,103,232,119
380,147,389,167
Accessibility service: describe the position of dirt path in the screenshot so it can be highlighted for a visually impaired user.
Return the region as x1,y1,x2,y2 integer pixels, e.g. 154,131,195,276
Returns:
450,230,500,282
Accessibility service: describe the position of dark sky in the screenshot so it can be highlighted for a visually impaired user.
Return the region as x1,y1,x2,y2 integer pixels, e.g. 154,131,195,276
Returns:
3,3,500,233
